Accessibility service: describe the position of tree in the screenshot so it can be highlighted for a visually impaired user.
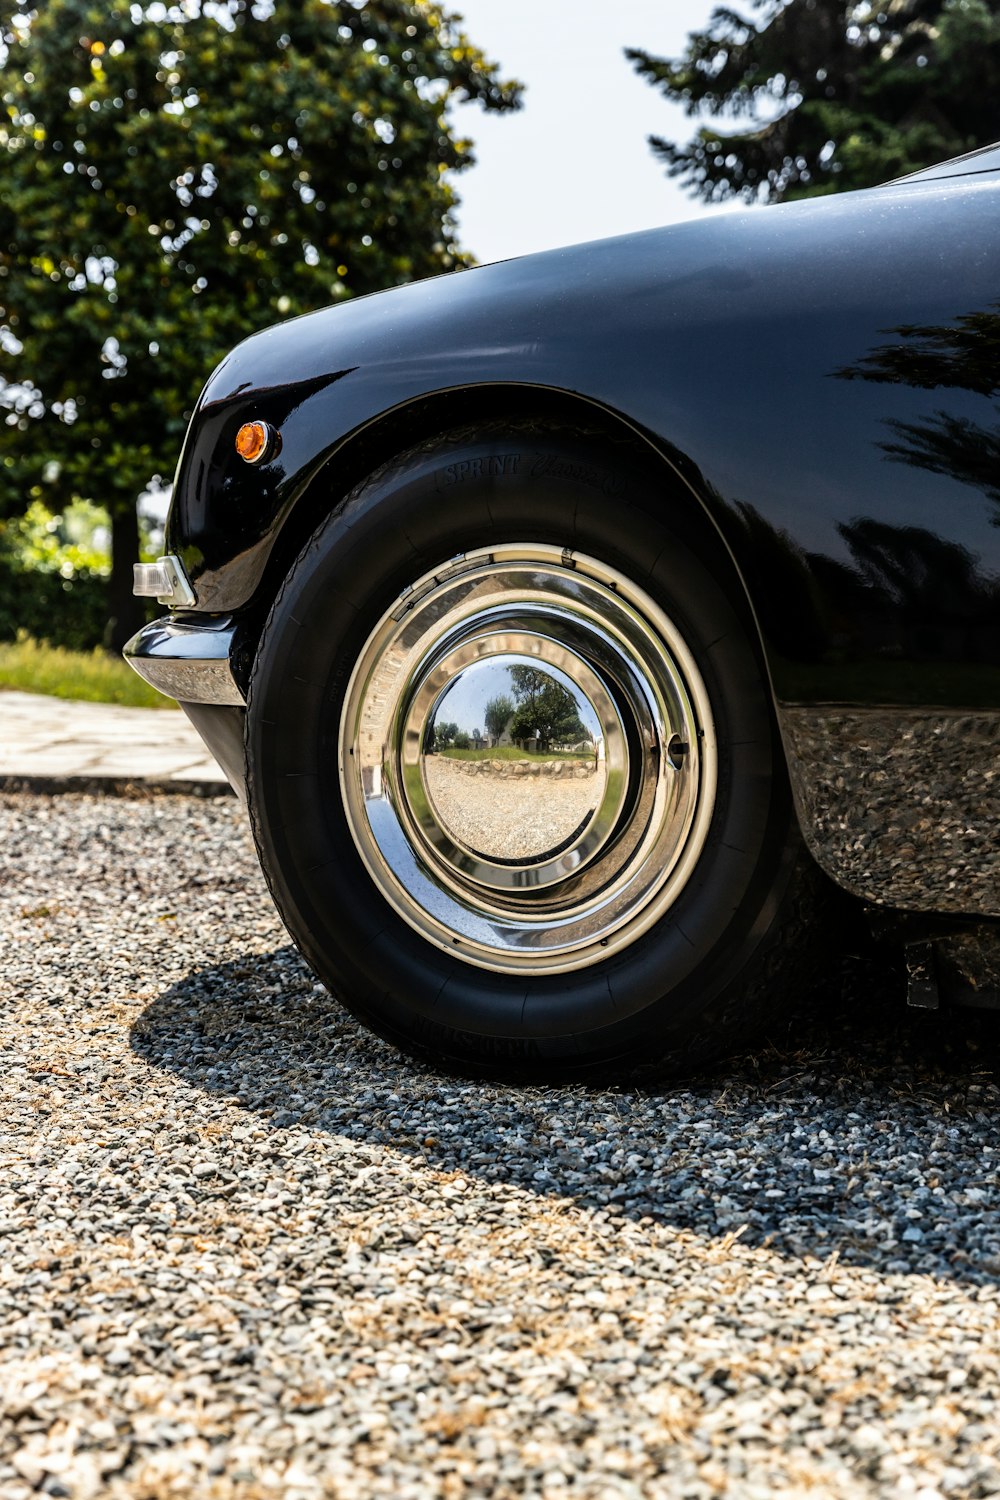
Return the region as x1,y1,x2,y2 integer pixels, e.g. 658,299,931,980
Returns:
0,2,519,650
483,691,514,744
508,664,588,750
424,719,458,753
440,720,460,749
627,0,1000,204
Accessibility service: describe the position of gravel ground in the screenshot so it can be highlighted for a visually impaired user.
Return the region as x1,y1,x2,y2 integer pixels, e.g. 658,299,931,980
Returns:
2,790,1000,1499
423,760,603,860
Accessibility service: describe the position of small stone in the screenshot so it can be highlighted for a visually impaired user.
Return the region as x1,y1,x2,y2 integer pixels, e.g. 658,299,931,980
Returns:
11,1450,45,1486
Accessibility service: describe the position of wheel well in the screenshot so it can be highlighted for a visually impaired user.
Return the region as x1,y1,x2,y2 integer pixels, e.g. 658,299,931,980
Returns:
244,383,766,680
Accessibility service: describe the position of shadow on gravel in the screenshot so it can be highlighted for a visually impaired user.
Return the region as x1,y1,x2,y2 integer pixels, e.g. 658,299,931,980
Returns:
131,946,1000,1286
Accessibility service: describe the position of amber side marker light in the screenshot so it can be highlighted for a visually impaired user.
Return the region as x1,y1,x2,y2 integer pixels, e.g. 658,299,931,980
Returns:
236,419,279,464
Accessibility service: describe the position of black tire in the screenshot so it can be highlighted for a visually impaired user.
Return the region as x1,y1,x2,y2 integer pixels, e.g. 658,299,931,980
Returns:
246,425,823,1079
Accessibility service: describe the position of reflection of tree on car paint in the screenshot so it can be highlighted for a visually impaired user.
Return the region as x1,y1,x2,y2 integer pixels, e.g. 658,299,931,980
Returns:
836,305,1000,518
704,307,1000,704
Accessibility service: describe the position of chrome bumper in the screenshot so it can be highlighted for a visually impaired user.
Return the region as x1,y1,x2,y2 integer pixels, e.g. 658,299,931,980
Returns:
123,616,245,706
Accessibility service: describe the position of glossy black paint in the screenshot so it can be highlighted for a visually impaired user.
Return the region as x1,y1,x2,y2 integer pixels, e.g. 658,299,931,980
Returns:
165,164,1000,916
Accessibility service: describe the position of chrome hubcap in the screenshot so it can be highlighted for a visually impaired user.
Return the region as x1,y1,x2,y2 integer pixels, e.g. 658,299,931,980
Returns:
340,544,716,974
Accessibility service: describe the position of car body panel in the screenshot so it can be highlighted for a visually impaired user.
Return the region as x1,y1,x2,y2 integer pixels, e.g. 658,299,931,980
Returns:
155,168,1000,917
896,140,1000,183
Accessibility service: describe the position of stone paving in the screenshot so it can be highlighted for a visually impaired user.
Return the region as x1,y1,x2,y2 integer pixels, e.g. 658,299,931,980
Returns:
0,690,226,789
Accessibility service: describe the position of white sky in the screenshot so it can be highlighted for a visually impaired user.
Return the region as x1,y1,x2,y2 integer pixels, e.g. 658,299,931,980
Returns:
446,0,723,264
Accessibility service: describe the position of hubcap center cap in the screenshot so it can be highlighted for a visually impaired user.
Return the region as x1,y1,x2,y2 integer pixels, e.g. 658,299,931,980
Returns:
408,647,626,884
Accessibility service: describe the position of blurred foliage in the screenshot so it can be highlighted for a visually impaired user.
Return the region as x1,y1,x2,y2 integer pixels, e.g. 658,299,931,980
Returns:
0,1,520,650
0,555,111,650
0,630,177,706
0,499,114,647
1,497,110,576
627,0,1000,202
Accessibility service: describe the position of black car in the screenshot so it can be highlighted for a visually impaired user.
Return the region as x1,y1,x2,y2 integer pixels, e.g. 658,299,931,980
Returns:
127,141,1000,1077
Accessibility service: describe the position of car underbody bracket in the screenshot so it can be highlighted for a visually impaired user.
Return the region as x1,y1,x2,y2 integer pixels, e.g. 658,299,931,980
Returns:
904,942,939,1010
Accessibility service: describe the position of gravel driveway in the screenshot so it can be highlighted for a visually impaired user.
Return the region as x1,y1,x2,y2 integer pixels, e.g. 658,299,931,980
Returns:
2,790,1000,1499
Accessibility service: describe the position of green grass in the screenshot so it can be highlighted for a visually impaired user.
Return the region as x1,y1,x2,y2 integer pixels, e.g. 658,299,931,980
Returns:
439,745,590,763
0,635,179,709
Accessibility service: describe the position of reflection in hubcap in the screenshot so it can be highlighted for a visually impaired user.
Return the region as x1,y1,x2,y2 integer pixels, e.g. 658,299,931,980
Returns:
410,645,627,887
423,753,606,864
340,545,716,974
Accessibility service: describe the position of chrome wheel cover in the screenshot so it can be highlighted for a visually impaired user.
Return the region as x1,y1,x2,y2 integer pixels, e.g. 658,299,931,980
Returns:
339,544,716,974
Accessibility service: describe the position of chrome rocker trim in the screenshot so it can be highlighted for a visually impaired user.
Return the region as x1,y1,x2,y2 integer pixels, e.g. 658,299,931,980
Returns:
123,616,245,706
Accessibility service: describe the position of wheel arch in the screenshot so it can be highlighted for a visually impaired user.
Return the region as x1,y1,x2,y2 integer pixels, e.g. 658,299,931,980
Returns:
245,382,776,704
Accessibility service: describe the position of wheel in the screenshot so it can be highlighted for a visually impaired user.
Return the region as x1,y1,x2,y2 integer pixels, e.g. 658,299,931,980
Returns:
246,425,823,1078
